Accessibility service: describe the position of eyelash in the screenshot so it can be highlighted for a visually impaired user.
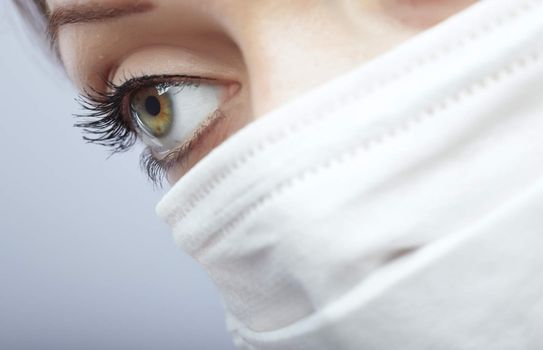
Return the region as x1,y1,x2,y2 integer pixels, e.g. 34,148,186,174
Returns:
75,74,205,187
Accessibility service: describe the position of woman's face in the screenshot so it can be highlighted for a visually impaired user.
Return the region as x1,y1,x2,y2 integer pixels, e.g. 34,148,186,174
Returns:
47,0,475,184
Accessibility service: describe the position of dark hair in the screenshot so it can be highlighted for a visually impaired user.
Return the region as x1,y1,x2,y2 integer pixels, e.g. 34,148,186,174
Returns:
13,0,48,38
12,0,63,61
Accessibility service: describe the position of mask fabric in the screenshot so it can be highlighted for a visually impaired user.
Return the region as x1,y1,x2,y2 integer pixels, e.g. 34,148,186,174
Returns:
157,0,543,348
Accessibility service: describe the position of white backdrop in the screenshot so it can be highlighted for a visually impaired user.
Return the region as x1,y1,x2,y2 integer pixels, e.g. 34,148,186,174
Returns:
0,3,234,349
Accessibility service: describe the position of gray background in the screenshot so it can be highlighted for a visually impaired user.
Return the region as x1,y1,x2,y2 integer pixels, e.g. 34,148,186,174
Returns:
0,3,234,349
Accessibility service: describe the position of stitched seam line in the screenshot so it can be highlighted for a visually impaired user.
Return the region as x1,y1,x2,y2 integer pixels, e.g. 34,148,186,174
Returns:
187,47,543,257
168,0,541,224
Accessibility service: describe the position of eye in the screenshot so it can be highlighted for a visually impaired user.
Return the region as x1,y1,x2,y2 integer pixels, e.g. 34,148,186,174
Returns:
75,75,231,186
129,82,221,157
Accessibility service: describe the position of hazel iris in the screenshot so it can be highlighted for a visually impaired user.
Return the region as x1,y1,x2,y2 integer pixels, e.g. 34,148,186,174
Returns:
131,87,173,138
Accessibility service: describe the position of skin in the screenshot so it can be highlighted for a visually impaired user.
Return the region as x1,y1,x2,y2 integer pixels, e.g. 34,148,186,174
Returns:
47,0,476,184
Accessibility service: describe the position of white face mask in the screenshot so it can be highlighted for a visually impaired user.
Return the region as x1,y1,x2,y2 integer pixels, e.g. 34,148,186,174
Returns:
157,0,543,348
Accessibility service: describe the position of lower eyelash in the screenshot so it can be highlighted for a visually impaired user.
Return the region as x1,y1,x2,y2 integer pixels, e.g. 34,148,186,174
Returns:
140,109,227,187
140,139,195,187
140,147,183,188
140,148,167,187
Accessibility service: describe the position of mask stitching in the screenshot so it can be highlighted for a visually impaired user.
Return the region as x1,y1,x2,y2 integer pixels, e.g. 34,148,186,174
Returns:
165,0,541,225
187,46,543,257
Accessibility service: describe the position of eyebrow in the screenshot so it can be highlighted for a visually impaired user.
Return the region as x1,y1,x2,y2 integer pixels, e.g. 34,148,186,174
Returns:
47,1,154,46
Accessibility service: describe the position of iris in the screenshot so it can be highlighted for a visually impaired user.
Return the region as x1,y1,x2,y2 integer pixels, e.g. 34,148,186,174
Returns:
131,87,173,138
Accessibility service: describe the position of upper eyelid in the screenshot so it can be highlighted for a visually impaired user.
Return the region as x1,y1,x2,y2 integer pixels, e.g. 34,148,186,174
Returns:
108,74,214,95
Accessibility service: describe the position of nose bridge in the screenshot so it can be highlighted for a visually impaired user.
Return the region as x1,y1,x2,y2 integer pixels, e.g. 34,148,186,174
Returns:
210,0,478,118
213,1,363,116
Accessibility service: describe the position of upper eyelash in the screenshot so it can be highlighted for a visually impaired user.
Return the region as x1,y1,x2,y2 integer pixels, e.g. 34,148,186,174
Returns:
75,74,206,185
75,74,203,154
75,79,136,154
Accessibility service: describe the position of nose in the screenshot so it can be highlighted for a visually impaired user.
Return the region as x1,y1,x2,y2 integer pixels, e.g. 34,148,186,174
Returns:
209,0,477,118
211,2,373,117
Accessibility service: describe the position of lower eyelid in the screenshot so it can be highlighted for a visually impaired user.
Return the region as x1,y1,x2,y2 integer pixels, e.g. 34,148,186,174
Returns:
143,108,228,185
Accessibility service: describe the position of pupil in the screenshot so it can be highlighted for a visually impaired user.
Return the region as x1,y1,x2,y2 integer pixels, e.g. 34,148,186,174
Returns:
145,96,161,116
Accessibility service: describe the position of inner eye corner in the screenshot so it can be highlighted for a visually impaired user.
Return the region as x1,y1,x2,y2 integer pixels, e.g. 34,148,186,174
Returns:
123,94,139,130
